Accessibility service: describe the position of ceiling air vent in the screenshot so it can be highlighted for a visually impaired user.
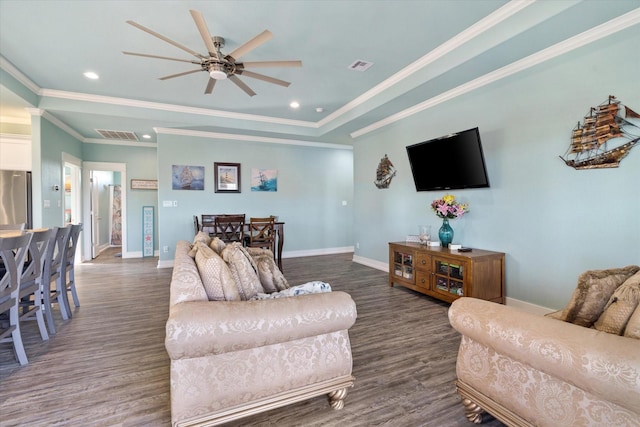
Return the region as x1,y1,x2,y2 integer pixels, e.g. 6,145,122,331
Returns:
348,60,373,72
95,129,139,141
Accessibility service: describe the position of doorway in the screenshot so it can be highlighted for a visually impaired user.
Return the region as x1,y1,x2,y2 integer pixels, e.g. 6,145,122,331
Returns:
82,162,127,260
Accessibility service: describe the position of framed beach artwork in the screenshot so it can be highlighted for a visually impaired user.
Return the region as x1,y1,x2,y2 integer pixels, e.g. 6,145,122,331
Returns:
251,168,278,192
214,162,241,193
172,165,204,190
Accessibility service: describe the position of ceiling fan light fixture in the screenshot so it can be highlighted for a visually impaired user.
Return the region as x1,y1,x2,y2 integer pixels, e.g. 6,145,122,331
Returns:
209,63,227,80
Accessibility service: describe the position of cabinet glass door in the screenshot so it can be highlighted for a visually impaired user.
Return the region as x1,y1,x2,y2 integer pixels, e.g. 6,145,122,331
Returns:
433,260,465,296
393,251,413,280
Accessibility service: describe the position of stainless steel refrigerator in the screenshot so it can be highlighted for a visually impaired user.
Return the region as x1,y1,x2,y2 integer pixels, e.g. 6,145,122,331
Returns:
0,170,32,229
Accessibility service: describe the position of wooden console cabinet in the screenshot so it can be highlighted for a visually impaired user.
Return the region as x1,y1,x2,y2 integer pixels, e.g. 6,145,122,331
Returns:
389,242,505,304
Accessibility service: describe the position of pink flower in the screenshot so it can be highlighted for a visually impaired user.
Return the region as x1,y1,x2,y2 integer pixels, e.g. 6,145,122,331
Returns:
431,194,469,219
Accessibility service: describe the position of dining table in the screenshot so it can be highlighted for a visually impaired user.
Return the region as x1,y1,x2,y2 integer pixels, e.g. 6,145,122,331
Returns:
201,221,285,271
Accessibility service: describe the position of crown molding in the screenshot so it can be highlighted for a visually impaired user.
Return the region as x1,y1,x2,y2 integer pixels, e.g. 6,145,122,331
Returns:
351,8,640,139
40,89,317,128
0,56,41,94
154,127,352,150
30,109,84,141
317,0,535,128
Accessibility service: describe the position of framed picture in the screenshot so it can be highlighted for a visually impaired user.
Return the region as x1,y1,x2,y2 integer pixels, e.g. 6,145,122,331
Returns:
251,168,277,192
131,179,158,190
172,165,204,190
214,162,241,193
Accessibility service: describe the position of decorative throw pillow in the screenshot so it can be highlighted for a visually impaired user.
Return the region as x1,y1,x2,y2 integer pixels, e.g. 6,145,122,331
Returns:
246,247,289,293
250,281,331,300
556,265,640,327
193,231,212,246
189,231,212,257
594,270,640,335
624,304,640,339
221,242,264,300
194,242,240,301
187,243,198,258
209,237,226,255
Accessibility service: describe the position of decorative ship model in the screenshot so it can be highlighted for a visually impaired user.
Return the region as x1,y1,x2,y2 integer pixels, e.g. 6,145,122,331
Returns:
375,154,397,189
560,95,640,170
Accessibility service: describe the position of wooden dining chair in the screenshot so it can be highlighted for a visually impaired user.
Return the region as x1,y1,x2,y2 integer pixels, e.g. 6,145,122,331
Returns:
41,226,72,333
193,215,201,235
18,228,56,341
0,223,26,231
59,223,82,316
247,217,276,253
0,233,33,365
214,214,245,243
201,214,216,236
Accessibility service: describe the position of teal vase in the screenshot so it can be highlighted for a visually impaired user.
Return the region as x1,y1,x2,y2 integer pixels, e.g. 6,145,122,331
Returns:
439,218,453,248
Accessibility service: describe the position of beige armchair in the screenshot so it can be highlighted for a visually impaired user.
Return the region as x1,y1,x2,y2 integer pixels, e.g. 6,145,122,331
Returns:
449,297,640,426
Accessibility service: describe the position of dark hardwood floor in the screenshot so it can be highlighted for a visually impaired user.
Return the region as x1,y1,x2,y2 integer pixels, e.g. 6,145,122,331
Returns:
0,247,504,427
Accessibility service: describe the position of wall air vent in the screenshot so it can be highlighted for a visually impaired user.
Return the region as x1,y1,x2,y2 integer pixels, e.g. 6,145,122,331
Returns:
348,60,373,72
95,129,139,141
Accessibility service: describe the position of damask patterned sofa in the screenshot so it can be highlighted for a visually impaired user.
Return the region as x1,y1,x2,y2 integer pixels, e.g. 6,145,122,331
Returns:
449,267,640,427
165,239,357,427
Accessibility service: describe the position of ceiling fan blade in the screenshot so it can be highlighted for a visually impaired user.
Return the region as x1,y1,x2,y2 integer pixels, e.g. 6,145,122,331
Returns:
238,70,290,87
123,51,199,64
228,30,273,61
229,75,256,97
189,10,218,58
241,60,302,68
127,20,204,59
159,69,202,80
204,78,216,94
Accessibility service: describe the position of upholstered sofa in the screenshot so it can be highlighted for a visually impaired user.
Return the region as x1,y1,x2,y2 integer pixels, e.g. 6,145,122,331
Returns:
165,238,357,427
449,266,640,426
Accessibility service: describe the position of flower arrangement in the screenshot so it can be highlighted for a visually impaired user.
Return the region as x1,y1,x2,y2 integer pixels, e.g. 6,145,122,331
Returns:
431,194,469,219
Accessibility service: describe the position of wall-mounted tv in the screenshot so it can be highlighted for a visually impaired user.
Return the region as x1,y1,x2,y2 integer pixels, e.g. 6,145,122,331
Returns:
406,127,490,191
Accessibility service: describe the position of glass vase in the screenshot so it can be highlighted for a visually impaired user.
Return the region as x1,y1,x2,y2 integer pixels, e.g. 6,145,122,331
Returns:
439,218,453,248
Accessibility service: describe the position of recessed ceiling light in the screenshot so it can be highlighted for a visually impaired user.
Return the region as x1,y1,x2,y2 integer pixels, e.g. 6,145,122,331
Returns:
83,71,99,80
142,134,151,139
289,101,300,109
316,107,324,113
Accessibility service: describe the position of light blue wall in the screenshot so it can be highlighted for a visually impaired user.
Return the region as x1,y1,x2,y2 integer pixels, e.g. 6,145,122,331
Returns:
352,28,640,309
82,144,158,253
156,133,354,261
37,116,83,228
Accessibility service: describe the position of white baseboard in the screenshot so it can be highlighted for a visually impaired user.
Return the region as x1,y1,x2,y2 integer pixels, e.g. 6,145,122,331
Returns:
122,250,159,259
157,259,174,269
352,255,388,272
505,297,554,316
282,246,354,259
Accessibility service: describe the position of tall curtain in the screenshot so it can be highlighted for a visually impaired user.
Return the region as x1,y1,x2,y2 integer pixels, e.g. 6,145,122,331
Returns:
110,185,122,246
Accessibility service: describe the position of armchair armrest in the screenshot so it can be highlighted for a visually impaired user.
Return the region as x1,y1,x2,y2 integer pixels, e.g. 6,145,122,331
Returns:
449,297,640,415
166,291,356,360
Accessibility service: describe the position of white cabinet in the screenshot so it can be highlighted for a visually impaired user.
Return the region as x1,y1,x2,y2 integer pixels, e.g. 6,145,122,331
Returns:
0,135,31,171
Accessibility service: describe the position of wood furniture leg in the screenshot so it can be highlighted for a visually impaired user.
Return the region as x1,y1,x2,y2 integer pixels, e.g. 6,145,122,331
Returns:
276,223,284,271
327,387,349,410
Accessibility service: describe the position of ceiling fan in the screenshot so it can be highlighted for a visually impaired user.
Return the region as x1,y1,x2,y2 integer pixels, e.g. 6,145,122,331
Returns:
123,9,302,97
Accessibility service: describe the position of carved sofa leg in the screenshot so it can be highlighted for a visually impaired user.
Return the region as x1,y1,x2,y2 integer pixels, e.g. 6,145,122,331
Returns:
327,387,349,410
462,397,493,424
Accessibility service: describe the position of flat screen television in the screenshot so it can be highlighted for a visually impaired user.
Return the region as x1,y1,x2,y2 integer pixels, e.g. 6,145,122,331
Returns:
406,127,490,191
